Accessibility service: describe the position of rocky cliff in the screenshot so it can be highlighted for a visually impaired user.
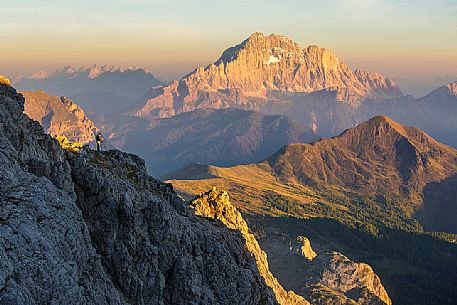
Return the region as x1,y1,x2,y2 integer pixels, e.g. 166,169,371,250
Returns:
190,188,310,305
134,33,401,118
22,90,99,144
0,83,289,304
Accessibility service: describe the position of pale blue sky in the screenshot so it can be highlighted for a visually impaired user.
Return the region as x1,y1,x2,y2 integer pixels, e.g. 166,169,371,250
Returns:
1,0,456,86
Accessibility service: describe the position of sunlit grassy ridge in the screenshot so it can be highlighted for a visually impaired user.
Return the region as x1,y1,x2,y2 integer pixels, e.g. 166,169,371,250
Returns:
167,161,421,234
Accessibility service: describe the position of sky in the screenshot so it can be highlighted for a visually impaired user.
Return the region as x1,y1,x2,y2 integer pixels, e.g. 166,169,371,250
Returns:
0,0,456,94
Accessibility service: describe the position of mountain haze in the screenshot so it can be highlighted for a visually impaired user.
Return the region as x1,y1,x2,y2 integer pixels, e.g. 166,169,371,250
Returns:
97,108,317,176
15,65,163,115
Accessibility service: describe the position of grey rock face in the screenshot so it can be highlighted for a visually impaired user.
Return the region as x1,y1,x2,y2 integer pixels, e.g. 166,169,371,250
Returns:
0,83,125,304
0,83,279,304
70,150,278,305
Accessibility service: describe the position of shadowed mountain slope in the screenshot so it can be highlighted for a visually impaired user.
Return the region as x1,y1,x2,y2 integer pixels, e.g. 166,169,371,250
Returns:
97,108,317,176
169,116,457,230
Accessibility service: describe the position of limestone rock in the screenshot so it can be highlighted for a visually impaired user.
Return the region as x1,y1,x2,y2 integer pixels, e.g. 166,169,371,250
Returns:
290,236,317,261
190,188,310,305
134,32,402,118
0,83,124,305
22,90,99,144
302,252,392,305
252,232,391,305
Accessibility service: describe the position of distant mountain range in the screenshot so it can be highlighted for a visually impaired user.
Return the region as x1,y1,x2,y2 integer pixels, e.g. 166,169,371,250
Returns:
121,32,456,149
15,33,456,149
95,108,317,176
14,65,163,115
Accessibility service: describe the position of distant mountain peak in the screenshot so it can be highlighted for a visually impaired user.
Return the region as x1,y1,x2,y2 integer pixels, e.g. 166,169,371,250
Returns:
423,81,457,101
136,32,402,118
22,90,99,144
19,65,154,81
448,81,457,95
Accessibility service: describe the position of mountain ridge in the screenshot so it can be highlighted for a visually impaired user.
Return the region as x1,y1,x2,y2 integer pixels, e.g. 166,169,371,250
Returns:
22,90,99,144
14,65,164,116
168,115,457,230
133,32,402,118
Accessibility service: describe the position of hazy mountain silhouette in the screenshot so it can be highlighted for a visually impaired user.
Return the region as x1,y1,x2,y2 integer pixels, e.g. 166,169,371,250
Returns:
96,108,317,176
14,65,163,115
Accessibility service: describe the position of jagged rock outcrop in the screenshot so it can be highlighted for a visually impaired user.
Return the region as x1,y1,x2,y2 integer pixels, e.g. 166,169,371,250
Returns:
0,83,287,304
22,90,99,144
254,232,391,305
290,236,317,261
301,252,391,305
0,83,123,304
134,32,401,118
423,81,457,102
190,188,310,305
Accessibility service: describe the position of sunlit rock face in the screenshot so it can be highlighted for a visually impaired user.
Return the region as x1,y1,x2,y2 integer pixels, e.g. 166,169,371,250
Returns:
190,188,310,305
22,90,99,144
300,252,392,305
134,32,402,118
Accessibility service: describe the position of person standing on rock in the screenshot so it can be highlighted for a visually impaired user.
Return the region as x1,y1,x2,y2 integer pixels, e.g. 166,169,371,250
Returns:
95,133,104,151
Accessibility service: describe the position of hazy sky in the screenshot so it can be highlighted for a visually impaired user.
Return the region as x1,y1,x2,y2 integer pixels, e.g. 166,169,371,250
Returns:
1,0,456,87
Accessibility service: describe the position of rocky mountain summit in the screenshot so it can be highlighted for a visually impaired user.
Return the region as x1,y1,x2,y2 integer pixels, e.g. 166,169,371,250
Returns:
424,81,457,101
134,32,401,118
22,90,99,144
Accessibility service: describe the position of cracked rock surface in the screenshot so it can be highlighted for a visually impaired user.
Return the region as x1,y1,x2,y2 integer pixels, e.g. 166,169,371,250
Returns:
0,83,281,304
